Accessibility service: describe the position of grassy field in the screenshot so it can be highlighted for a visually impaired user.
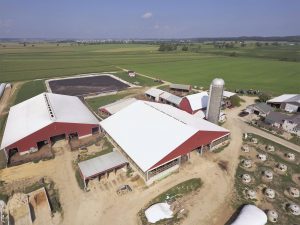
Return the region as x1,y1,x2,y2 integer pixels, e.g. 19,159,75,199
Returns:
113,72,157,87
85,90,137,112
13,80,46,105
138,178,202,225
1,43,299,95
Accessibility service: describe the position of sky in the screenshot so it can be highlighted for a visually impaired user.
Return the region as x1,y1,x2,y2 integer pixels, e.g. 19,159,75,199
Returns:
0,0,299,39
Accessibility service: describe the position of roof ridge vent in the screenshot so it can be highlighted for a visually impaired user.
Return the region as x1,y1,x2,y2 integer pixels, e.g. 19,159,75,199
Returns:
43,93,56,121
144,102,187,125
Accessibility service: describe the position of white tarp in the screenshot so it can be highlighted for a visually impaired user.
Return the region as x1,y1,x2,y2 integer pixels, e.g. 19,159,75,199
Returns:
231,205,267,225
145,203,173,223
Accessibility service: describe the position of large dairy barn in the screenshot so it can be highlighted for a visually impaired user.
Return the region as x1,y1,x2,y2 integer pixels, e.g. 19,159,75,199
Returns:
1,93,99,159
100,100,230,184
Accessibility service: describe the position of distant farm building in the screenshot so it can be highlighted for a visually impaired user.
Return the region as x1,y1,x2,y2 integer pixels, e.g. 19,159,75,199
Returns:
267,94,300,113
179,92,209,114
246,103,274,117
145,88,165,102
264,112,300,136
159,92,182,107
128,70,136,77
1,93,99,160
98,98,137,116
100,100,230,184
145,88,182,107
169,83,191,93
222,90,237,107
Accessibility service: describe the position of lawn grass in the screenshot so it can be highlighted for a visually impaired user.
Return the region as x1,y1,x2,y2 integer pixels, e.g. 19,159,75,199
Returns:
138,178,202,225
1,43,299,95
85,90,136,112
113,72,157,87
13,79,46,105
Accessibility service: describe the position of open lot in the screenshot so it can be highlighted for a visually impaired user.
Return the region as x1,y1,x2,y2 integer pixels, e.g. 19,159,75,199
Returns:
47,74,129,96
1,43,299,95
234,133,300,224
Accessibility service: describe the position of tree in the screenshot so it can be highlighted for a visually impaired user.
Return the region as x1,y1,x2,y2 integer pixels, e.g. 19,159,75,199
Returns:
258,92,271,102
255,42,262,47
158,43,178,51
182,46,189,51
230,95,243,107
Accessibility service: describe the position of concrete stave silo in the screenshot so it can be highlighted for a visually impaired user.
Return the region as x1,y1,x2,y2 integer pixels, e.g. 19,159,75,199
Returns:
206,78,224,124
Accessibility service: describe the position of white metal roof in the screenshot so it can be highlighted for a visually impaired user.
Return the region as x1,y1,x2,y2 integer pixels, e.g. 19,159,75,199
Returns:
159,92,182,106
231,205,267,225
193,110,206,119
170,83,191,91
145,88,165,98
100,101,198,172
78,151,127,179
267,94,298,103
100,101,229,172
223,91,236,98
184,92,209,111
99,98,137,115
146,102,228,132
1,93,99,149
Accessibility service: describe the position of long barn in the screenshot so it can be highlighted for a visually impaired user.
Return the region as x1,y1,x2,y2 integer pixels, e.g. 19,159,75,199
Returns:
1,93,99,158
100,100,230,184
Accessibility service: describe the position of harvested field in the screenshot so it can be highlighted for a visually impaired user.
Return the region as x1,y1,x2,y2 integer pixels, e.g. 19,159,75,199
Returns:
47,74,130,96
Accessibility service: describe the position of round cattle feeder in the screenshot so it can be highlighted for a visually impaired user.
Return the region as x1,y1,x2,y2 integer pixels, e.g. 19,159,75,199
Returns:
241,174,252,184
241,159,252,168
277,163,287,172
263,170,273,181
265,188,276,199
285,153,295,161
257,153,267,162
267,145,275,152
246,189,257,199
241,145,250,152
267,210,278,223
251,138,258,144
288,204,300,216
288,187,300,198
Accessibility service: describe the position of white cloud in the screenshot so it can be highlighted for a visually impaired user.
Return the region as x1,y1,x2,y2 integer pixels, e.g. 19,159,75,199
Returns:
142,12,153,19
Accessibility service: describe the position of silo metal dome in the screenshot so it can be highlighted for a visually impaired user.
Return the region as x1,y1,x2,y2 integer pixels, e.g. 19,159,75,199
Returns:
212,78,225,86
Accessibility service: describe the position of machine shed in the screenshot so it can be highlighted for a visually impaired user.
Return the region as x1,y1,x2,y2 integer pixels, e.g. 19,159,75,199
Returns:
78,151,128,187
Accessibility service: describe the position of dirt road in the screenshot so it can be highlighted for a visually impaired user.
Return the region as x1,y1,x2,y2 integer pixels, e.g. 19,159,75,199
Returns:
0,82,23,116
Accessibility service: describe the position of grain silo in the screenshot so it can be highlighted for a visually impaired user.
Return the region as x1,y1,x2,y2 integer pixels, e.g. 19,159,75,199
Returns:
206,78,224,124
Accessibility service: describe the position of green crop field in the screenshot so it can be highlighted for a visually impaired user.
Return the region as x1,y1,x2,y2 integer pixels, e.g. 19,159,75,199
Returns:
1,42,299,95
